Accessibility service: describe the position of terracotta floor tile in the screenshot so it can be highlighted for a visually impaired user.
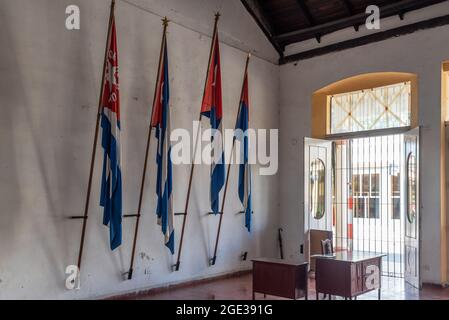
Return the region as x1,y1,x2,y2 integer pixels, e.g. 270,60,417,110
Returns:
128,273,449,300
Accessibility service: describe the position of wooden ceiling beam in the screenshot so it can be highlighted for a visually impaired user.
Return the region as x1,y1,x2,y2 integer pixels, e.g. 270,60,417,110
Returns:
296,0,322,43
280,13,449,64
274,0,447,45
295,0,322,43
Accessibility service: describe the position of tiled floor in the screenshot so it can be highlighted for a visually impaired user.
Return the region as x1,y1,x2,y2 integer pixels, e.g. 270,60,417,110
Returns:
131,273,449,300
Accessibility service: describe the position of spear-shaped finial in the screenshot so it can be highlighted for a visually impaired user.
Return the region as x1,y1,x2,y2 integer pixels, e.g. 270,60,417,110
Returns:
215,11,221,21
162,16,170,27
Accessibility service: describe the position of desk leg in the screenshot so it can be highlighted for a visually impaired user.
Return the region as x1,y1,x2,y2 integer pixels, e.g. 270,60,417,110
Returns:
378,258,382,300
305,272,309,300
316,292,319,300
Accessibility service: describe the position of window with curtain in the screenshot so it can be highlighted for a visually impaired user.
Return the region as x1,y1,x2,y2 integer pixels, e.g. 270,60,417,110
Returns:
329,82,411,135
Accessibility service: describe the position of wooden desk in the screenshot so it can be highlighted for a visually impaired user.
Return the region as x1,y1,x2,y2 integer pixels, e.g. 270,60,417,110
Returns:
252,258,308,300
313,251,386,300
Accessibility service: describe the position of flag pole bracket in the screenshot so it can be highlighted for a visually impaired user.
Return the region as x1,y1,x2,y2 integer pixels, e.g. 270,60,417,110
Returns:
209,257,217,266
175,212,187,216
237,210,255,215
69,216,88,220
208,211,223,215
123,214,141,218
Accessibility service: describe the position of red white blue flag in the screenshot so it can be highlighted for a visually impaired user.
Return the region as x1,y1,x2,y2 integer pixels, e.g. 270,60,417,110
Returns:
235,71,252,232
201,31,225,214
151,36,174,254
100,17,122,250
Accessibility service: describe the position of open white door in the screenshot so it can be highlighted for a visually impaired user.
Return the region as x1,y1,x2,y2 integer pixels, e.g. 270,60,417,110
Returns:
304,138,333,264
403,127,421,289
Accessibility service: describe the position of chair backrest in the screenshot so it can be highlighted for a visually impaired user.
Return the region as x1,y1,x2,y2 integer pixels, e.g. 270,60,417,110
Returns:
321,239,333,255
309,229,333,270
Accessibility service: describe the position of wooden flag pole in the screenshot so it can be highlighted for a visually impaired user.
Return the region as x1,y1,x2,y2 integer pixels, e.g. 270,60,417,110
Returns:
174,12,220,272
126,17,169,280
76,0,116,273
210,53,251,266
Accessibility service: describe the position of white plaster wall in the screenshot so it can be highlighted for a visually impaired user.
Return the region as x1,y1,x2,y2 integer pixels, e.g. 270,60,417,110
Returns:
0,0,280,299
280,25,449,285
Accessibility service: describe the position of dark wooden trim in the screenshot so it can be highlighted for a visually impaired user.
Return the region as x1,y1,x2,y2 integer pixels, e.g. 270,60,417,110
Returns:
105,269,252,300
240,0,284,57
275,0,447,45
325,127,412,141
280,13,449,65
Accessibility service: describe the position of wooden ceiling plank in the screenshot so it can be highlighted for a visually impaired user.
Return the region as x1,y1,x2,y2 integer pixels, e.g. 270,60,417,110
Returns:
274,0,447,45
295,0,323,43
296,0,316,26
340,0,360,31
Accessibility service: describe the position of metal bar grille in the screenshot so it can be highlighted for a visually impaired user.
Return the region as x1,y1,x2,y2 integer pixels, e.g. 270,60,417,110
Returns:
333,134,404,278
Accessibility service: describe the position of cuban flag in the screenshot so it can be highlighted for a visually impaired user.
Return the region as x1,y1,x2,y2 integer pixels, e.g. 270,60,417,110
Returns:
100,17,122,250
151,37,174,254
201,31,225,215
235,72,252,232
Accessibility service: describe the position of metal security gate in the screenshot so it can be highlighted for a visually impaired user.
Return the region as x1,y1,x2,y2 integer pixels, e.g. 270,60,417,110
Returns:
332,134,405,278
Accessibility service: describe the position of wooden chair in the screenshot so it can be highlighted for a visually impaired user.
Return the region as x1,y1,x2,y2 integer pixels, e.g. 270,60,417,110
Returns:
321,239,334,255
309,229,333,271
318,238,334,300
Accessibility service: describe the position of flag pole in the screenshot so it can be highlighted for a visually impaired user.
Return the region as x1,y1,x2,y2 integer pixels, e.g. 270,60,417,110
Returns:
126,17,169,280
210,53,251,266
174,12,221,272
76,0,116,273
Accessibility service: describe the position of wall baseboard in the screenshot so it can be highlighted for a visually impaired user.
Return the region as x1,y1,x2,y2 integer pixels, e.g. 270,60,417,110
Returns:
105,269,253,300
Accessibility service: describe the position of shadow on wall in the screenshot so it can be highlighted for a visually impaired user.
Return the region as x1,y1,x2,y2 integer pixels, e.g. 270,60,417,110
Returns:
0,5,22,266
0,3,78,291
0,1,121,291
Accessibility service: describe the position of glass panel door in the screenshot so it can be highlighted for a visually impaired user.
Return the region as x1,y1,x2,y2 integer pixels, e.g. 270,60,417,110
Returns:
403,127,420,289
304,138,333,264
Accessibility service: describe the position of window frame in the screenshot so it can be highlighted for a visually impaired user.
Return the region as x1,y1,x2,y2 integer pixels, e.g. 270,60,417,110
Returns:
328,82,412,136
353,172,380,220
